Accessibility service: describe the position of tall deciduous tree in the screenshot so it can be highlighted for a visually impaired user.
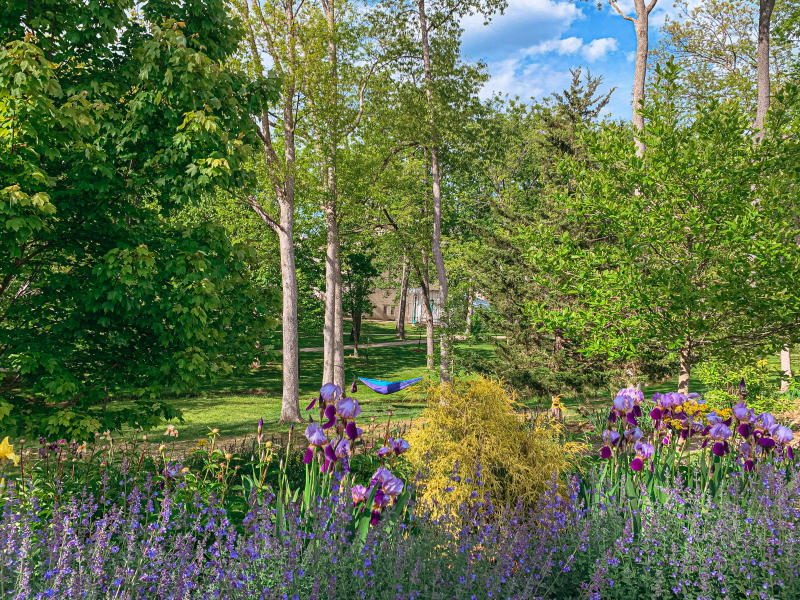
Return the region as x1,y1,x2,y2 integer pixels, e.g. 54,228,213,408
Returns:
234,0,305,422
1,0,276,437
609,0,657,155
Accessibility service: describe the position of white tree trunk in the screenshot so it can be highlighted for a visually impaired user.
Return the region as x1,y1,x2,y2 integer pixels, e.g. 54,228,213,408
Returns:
609,0,657,157
755,0,775,135
417,0,450,382
780,347,792,392
277,207,301,423
678,340,691,395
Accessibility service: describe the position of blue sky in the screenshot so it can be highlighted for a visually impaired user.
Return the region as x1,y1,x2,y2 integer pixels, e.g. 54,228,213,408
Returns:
460,0,681,119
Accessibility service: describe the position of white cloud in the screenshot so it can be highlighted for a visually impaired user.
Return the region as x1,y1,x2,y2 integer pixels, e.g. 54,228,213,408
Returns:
524,36,584,56
461,0,584,60
581,37,619,61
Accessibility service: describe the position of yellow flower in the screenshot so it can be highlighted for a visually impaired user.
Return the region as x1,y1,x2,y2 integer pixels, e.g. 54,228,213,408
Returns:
0,437,19,466
196,439,208,447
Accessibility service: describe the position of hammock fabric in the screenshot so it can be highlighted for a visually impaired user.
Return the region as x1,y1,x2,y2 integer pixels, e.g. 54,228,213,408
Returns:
357,376,423,395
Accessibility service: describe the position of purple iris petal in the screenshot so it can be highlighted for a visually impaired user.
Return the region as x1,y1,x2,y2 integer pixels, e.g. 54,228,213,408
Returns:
306,396,319,411
757,413,776,430
303,447,314,464
634,441,654,459
773,425,793,445
632,405,642,417
602,430,621,447
390,437,410,456
371,467,394,488
701,437,709,448
650,407,662,421
305,423,328,446
320,383,343,404
336,396,361,420
370,509,381,526
600,445,612,459
732,403,752,422
383,476,404,496
709,423,731,441
345,421,360,440
377,446,391,458
758,437,776,448
744,459,755,472
626,413,638,426
712,441,726,457
335,438,351,459
608,411,617,424
373,488,390,508
738,423,752,438
788,446,794,461
351,484,368,504
630,457,643,472
324,443,337,463
322,404,337,429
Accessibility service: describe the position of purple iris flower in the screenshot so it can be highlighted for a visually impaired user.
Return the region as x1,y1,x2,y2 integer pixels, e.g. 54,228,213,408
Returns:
334,438,351,459
322,404,337,429
773,425,794,445
602,430,621,447
650,406,663,421
345,421,362,440
371,466,394,488
630,457,644,472
613,394,635,414
303,423,328,464
608,410,617,424
634,441,654,459
320,383,342,404
756,413,777,430
351,378,358,393
352,484,368,504
370,509,382,526
626,412,638,426
600,446,612,459
373,488,390,508
712,441,729,457
336,396,361,421
733,403,753,423
390,437,410,456
624,427,643,443
324,443,337,464
758,436,776,448
377,446,391,458
383,476,404,497
709,423,731,441
738,423,752,438
706,413,723,426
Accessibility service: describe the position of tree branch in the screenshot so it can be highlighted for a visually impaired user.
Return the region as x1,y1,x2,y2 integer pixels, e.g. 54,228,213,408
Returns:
608,0,636,22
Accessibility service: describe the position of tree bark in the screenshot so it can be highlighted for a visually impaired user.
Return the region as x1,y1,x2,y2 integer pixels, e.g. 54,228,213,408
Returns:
780,346,792,392
678,340,691,395
465,289,474,336
321,0,345,389
396,255,409,340
755,0,775,136
609,0,657,157
351,308,362,358
413,261,436,371
417,0,450,382
237,0,302,423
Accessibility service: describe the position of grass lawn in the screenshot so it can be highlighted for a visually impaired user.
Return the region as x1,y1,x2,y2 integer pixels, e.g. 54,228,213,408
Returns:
165,336,496,443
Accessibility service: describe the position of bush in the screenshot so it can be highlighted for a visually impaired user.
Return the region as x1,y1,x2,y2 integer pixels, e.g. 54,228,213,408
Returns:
695,358,795,414
405,377,584,515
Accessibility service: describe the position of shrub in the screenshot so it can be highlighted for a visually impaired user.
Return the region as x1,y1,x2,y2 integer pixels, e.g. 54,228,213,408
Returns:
695,358,794,414
405,377,584,515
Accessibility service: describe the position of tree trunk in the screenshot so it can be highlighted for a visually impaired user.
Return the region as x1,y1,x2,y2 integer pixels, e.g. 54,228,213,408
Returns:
351,309,362,358
781,347,792,392
609,0,657,157
321,0,345,389
465,289,474,336
417,0,450,382
632,14,648,156
396,256,409,340
277,205,301,423
755,0,775,135
677,340,691,395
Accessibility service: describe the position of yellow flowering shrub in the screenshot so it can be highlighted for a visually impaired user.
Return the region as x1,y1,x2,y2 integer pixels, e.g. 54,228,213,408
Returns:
406,377,584,517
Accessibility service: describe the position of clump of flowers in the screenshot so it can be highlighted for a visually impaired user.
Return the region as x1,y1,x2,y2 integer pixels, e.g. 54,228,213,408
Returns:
598,383,796,494
296,382,410,527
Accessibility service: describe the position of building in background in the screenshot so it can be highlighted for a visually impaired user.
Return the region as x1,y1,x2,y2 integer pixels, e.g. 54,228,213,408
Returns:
367,286,443,325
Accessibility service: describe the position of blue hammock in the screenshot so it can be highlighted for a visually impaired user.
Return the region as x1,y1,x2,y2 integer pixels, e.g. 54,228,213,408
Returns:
357,376,423,395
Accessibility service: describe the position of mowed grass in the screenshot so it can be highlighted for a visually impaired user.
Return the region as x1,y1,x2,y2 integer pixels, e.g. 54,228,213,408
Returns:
165,335,496,442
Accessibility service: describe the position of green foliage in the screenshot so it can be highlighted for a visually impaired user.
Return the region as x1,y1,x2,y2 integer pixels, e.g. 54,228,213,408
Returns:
406,377,584,515
695,358,795,414
528,62,800,387
0,1,280,438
